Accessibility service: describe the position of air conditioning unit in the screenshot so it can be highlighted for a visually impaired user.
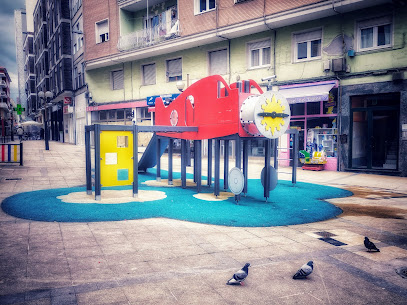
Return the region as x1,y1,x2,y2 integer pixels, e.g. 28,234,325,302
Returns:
234,0,250,3
332,58,346,72
323,60,331,72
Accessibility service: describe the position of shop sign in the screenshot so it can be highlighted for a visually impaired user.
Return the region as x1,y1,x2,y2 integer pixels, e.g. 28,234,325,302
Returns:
147,94,179,106
63,105,73,114
64,97,72,104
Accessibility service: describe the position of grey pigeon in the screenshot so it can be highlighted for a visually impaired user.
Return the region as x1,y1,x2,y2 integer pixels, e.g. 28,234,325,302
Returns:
227,263,250,285
293,261,313,279
364,237,380,252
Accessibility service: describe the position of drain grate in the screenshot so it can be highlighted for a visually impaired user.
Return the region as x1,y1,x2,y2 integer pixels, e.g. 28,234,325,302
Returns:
318,237,347,246
315,231,337,238
5,178,22,181
396,267,407,279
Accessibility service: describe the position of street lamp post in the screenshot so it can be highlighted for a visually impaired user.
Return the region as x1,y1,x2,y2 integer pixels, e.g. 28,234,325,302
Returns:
38,90,53,150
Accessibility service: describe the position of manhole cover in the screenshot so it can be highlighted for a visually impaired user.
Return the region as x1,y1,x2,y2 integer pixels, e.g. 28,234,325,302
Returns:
5,178,22,181
315,231,336,237
396,267,407,279
318,237,347,246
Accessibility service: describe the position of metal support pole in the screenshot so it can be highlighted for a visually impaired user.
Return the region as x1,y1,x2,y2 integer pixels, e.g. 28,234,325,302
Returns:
168,139,173,185
19,142,23,166
133,123,139,197
273,138,279,170
243,139,249,194
235,137,241,168
44,107,49,151
235,136,242,202
193,140,197,183
156,136,161,181
223,140,229,190
292,132,299,185
264,139,271,200
196,140,202,193
85,129,92,194
214,139,220,197
94,124,101,201
186,140,191,166
207,139,212,186
181,139,187,188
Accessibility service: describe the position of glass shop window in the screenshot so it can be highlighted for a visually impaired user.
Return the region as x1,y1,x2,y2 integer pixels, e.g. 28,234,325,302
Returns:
99,111,107,121
108,110,116,120
306,102,320,115
290,103,305,116
117,109,124,120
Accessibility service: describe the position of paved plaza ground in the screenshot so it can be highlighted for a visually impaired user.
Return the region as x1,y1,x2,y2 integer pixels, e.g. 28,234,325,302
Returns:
0,140,406,304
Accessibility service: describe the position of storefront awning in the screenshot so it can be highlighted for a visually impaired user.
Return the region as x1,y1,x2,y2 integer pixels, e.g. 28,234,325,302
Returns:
279,80,338,104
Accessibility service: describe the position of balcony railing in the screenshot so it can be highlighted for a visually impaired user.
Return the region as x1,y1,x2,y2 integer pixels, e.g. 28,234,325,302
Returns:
118,19,179,52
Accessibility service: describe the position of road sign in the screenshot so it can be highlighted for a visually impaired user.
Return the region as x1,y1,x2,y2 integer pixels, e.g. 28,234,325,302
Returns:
147,94,179,106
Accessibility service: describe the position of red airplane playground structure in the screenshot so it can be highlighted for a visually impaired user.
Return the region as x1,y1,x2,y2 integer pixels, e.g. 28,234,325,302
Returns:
85,75,299,201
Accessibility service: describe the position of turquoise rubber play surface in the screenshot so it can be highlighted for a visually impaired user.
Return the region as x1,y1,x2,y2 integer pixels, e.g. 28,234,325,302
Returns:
1,170,352,227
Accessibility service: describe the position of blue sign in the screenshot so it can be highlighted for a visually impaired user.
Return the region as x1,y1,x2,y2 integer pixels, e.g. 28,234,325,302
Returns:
147,93,180,106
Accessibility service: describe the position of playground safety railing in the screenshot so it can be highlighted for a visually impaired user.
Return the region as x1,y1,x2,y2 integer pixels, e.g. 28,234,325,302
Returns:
0,142,23,166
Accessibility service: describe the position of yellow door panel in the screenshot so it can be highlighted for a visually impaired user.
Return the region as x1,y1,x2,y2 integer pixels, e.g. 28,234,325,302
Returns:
100,131,133,187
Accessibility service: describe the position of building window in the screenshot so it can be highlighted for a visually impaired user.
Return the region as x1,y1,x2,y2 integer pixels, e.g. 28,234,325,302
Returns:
357,16,392,51
99,111,107,121
117,109,124,120
74,67,78,90
247,40,271,68
293,29,322,62
95,19,109,43
137,107,151,120
81,62,85,85
111,70,124,90
166,58,182,82
209,49,227,75
97,108,139,122
142,63,156,85
195,0,215,14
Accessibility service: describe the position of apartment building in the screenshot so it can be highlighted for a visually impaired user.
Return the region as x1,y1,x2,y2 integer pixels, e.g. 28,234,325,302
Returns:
0,67,12,139
71,0,87,145
32,0,74,143
83,0,407,176
14,9,27,118
24,32,37,118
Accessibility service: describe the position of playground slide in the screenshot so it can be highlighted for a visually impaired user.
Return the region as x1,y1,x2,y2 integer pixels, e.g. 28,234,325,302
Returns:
138,134,169,172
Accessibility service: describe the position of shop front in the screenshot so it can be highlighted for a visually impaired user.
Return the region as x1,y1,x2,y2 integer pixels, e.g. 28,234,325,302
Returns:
279,80,339,170
339,79,407,176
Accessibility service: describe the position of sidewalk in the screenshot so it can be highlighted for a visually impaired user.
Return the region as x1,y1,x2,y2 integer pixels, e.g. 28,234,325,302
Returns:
0,140,406,304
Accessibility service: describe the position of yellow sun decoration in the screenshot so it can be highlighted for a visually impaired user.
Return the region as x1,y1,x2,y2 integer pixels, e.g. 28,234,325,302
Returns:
261,95,286,135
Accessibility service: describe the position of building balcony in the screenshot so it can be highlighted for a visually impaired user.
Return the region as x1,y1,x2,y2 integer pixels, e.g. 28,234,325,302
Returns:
0,80,7,87
0,102,9,110
118,19,179,51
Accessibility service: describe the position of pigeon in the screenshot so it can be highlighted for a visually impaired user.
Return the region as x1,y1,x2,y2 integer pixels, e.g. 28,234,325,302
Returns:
293,261,313,279
227,263,250,285
364,237,380,252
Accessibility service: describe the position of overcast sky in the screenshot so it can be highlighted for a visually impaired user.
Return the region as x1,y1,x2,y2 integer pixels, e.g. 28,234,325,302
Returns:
0,0,28,104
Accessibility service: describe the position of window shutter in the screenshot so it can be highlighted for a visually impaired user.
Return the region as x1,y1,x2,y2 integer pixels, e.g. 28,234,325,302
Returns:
167,58,182,77
97,20,108,34
112,70,124,90
209,49,227,75
294,29,322,43
249,40,271,51
143,64,156,85
358,15,391,29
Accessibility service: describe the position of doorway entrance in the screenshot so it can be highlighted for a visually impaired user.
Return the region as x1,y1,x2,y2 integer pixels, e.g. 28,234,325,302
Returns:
350,93,399,170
